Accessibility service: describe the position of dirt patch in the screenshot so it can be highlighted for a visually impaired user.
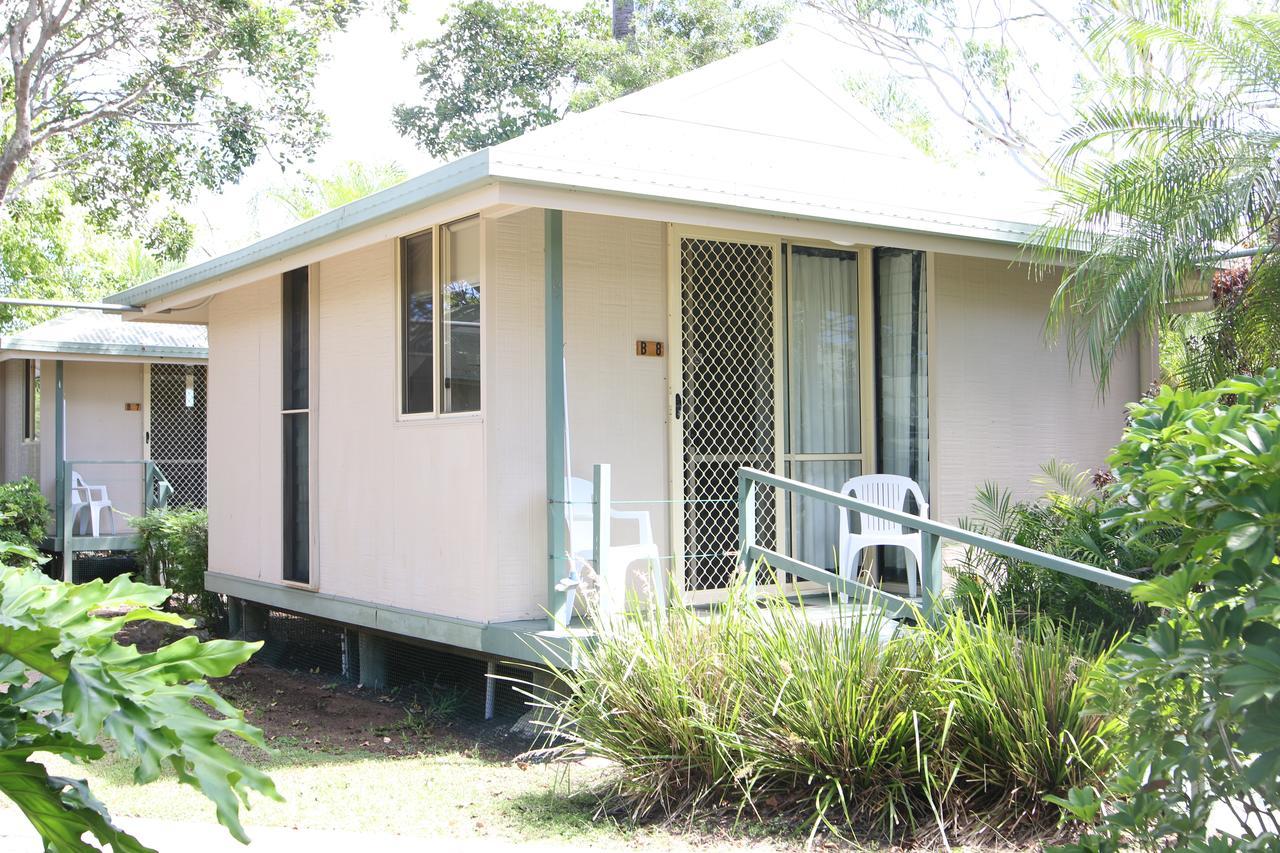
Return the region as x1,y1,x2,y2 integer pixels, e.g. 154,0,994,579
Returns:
113,616,531,762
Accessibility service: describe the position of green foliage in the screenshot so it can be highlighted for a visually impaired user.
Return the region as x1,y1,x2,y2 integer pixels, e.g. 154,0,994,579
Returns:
953,461,1163,642
533,582,1116,842
132,508,216,624
1037,2,1280,389
0,0,364,230
0,188,185,332
266,160,410,222
0,547,278,851
846,72,942,159
1162,265,1280,391
0,477,52,554
394,0,786,158
1050,371,1280,851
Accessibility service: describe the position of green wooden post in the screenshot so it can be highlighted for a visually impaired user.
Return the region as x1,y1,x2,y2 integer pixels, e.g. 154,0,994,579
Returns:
545,209,572,627
61,460,75,583
591,463,610,574
919,530,944,624
53,362,74,581
737,471,757,595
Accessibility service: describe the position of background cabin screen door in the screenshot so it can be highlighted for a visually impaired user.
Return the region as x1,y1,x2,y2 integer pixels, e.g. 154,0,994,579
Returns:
678,237,777,591
147,364,208,506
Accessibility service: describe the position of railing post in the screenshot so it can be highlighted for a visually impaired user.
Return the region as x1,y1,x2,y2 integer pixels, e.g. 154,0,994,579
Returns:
919,530,944,624
592,462,611,590
737,470,757,595
61,460,74,582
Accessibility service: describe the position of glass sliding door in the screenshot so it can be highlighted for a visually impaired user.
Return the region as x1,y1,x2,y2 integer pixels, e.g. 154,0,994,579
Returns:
874,248,929,584
784,246,865,572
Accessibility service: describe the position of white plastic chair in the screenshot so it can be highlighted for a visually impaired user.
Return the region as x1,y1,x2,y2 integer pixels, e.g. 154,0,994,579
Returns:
567,477,664,616
70,472,116,537
837,474,929,600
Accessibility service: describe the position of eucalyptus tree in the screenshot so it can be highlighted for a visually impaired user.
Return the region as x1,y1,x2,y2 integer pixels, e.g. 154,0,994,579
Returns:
0,0,363,228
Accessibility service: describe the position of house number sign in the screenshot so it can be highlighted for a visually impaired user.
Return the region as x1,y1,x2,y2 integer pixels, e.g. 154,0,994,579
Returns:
635,340,664,357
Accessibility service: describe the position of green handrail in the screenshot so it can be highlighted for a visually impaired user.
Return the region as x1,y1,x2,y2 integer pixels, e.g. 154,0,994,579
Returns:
58,459,175,581
736,467,1139,622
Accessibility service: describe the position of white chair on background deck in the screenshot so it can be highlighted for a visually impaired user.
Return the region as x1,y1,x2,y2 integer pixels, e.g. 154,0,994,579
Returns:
70,472,117,537
567,477,664,617
837,474,929,600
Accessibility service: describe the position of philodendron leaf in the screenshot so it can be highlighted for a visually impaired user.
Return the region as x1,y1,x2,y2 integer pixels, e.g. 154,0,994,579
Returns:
0,754,154,853
0,560,275,849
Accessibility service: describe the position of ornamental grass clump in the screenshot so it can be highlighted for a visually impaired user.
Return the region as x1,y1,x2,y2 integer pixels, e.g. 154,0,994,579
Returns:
936,610,1120,834
534,581,1118,843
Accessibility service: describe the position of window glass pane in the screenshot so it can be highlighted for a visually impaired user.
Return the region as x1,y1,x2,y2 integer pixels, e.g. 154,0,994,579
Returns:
788,247,860,454
401,231,434,414
283,412,309,583
788,459,862,572
441,217,481,413
282,268,309,410
874,248,928,584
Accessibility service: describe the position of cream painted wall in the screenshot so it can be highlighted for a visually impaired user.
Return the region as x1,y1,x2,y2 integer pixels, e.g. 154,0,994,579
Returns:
931,254,1140,523
36,360,145,532
485,210,669,622
313,241,489,621
2,361,40,485
207,276,283,582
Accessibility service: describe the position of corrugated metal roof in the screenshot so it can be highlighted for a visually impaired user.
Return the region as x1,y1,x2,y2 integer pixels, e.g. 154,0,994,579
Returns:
0,310,207,358
115,38,1049,310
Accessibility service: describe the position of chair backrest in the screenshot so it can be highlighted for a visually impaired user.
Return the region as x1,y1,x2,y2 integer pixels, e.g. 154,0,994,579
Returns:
70,471,89,500
839,474,926,537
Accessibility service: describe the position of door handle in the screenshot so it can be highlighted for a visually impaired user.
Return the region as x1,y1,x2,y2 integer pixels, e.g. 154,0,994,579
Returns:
674,393,683,420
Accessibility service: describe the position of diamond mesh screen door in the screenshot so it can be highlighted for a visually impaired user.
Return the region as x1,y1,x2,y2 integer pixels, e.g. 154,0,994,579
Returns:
678,237,778,592
147,364,208,506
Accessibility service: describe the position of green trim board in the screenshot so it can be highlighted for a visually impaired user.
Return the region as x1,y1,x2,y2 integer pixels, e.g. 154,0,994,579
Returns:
47,535,140,552
0,342,207,360
205,572,581,666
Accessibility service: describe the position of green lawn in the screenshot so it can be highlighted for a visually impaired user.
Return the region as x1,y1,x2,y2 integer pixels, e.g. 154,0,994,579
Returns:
11,741,815,851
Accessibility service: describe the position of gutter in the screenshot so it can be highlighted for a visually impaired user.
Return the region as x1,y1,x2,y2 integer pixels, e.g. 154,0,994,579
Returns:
112,150,494,308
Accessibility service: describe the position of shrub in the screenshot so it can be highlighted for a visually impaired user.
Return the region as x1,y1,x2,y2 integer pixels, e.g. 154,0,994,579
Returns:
1048,371,1280,851
0,541,278,849
132,506,217,622
534,581,1117,843
953,461,1165,642
0,476,51,554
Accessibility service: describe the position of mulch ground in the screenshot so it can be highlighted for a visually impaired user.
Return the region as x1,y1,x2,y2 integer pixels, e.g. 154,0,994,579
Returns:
114,617,532,763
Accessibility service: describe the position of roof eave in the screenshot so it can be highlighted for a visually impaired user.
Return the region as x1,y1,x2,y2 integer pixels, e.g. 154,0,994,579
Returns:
113,149,494,309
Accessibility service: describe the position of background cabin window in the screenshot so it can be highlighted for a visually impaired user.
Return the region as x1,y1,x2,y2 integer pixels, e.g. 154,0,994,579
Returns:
874,248,929,584
440,216,481,413
401,230,434,414
282,267,310,584
23,360,39,441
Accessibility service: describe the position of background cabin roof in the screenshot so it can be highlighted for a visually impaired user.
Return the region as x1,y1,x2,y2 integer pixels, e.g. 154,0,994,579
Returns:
112,38,1049,311
0,310,208,360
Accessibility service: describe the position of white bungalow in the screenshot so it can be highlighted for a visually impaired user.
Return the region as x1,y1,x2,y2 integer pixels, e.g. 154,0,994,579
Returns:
106,43,1152,669
0,310,208,570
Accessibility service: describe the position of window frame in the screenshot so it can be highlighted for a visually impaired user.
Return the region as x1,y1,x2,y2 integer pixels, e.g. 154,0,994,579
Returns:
395,215,483,422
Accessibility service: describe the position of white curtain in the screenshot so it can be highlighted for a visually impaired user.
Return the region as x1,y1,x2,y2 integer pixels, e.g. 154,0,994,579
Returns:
789,248,860,569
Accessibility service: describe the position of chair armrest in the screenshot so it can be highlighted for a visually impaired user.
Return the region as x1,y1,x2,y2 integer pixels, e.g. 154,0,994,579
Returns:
610,509,655,547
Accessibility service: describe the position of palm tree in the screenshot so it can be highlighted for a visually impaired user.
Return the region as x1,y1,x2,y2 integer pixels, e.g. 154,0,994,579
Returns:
1037,1,1280,389
266,161,409,223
